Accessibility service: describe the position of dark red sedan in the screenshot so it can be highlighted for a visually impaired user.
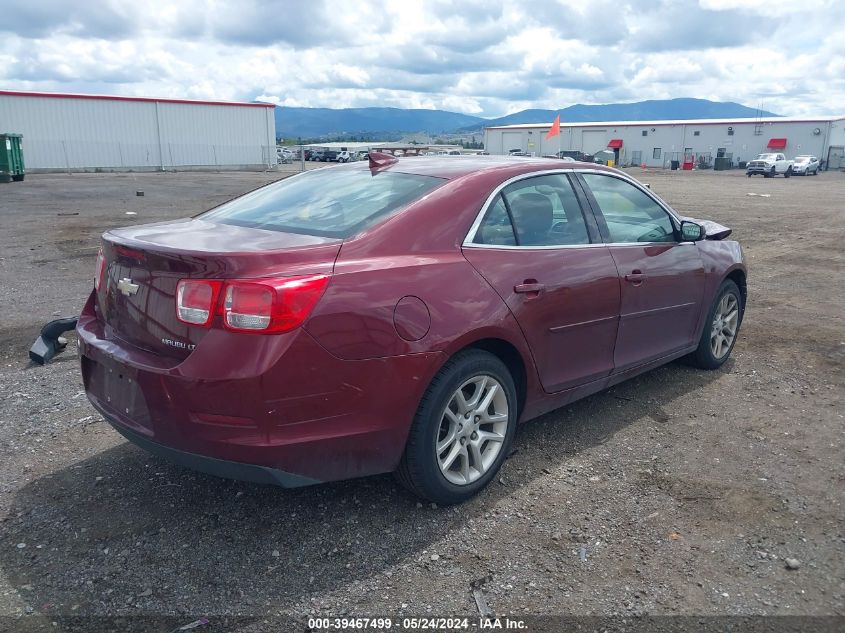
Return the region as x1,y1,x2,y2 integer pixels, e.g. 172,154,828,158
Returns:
78,155,746,503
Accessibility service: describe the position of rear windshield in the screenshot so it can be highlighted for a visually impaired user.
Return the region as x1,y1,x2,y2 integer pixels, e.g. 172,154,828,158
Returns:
201,169,444,238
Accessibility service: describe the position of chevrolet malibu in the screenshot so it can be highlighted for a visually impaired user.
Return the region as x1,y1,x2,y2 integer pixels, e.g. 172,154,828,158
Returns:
78,154,746,504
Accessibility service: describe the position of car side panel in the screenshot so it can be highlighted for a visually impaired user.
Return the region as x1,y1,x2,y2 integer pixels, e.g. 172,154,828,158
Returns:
306,253,530,360
692,240,747,338
462,246,621,392
607,242,706,369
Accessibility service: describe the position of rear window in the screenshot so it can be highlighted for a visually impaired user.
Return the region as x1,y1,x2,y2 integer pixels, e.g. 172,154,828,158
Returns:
201,169,444,238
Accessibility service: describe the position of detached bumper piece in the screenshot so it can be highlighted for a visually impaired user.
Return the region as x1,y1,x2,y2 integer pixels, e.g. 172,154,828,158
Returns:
29,317,79,365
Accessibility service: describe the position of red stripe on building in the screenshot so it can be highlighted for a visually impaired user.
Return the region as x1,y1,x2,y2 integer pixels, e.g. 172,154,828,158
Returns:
0,89,275,108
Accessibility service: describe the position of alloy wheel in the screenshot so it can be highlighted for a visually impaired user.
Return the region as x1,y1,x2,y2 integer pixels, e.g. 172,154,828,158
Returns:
710,292,739,359
436,375,509,486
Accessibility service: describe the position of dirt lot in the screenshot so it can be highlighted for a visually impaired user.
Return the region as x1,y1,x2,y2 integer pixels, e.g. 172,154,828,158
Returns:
0,165,843,631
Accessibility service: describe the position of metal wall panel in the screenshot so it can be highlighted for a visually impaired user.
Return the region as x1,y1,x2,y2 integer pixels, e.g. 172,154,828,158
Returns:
0,94,276,169
485,119,837,167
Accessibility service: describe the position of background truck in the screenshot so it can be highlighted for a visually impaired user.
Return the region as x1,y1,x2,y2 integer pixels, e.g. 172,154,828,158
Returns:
746,153,794,178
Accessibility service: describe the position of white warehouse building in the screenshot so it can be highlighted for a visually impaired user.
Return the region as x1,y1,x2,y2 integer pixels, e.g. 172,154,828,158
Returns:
484,116,845,170
0,90,277,171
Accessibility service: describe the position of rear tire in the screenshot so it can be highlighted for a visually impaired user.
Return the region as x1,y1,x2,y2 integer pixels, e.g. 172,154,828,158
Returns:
784,167,792,178
395,350,517,504
686,280,743,370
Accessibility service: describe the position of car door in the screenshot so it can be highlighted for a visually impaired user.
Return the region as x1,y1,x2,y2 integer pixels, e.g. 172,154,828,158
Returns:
577,172,705,371
462,172,621,393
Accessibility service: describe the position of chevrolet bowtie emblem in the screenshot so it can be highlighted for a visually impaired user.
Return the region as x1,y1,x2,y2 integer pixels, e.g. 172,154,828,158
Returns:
117,277,140,297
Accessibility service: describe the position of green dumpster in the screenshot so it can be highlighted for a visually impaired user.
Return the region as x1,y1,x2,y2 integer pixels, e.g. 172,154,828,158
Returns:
713,156,731,171
0,133,25,183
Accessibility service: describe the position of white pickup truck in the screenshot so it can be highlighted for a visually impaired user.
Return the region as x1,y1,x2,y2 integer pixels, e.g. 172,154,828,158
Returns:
746,153,794,178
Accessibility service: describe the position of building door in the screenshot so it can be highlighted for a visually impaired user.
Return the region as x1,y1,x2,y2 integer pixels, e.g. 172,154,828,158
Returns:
827,146,844,171
631,150,642,166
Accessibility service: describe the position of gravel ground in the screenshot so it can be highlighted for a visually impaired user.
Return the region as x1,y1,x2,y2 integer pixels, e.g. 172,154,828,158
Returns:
0,165,843,632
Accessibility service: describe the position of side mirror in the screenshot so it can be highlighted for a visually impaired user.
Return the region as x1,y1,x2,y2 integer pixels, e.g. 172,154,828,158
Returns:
680,220,705,242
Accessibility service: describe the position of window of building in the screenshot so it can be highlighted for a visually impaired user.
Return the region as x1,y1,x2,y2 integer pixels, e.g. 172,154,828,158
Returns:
653,148,662,160
473,174,591,247
581,174,676,244
642,130,648,136
693,131,700,136
727,128,734,136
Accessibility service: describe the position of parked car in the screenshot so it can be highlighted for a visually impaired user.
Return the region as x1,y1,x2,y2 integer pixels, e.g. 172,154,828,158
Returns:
791,155,820,176
276,148,293,164
557,150,595,162
746,153,794,177
310,150,338,162
354,150,370,161
336,151,352,163
78,155,746,504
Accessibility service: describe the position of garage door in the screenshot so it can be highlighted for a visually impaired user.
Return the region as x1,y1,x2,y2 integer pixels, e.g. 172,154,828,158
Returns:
502,132,525,155
581,130,607,154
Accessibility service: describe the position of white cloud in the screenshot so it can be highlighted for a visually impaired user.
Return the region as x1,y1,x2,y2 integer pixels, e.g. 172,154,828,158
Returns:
0,0,842,117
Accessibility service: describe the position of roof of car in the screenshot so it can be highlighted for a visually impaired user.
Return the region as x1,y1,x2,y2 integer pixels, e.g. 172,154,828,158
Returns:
347,155,604,179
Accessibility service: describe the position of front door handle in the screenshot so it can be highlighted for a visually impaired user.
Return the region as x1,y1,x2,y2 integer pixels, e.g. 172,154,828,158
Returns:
624,270,646,285
514,281,545,294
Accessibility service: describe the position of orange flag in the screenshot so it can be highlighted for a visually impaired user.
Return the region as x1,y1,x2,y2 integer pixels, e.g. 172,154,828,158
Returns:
545,114,560,140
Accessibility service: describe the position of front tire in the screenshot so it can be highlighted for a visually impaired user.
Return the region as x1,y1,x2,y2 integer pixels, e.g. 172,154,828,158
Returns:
395,350,517,504
686,280,743,370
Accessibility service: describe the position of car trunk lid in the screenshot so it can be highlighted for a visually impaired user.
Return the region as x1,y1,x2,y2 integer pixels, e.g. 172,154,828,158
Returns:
97,218,341,360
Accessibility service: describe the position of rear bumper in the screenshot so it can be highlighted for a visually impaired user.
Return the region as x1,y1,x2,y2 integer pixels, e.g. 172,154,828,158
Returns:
103,414,320,487
77,291,443,485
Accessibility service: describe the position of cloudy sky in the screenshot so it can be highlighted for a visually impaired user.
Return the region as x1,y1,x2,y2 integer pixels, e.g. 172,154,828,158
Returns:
1,0,843,117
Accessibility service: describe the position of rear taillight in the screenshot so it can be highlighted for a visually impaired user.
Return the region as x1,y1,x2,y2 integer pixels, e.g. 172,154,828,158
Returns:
223,275,329,333
94,249,106,291
176,279,223,327
175,275,329,333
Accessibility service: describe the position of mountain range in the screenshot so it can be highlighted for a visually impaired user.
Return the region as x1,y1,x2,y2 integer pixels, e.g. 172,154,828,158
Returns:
274,98,778,139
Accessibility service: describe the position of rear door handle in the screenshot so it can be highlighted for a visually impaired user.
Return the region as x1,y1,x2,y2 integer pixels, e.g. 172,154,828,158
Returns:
514,282,545,294
624,270,646,284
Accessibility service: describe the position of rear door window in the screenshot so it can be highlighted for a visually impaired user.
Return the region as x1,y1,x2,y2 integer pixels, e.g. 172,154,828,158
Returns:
473,174,591,247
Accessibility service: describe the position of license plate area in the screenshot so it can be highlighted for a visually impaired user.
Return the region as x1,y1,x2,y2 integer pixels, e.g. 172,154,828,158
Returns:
86,359,151,428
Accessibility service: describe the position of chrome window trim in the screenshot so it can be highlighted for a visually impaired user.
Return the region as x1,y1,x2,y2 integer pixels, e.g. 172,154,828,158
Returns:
462,168,682,249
